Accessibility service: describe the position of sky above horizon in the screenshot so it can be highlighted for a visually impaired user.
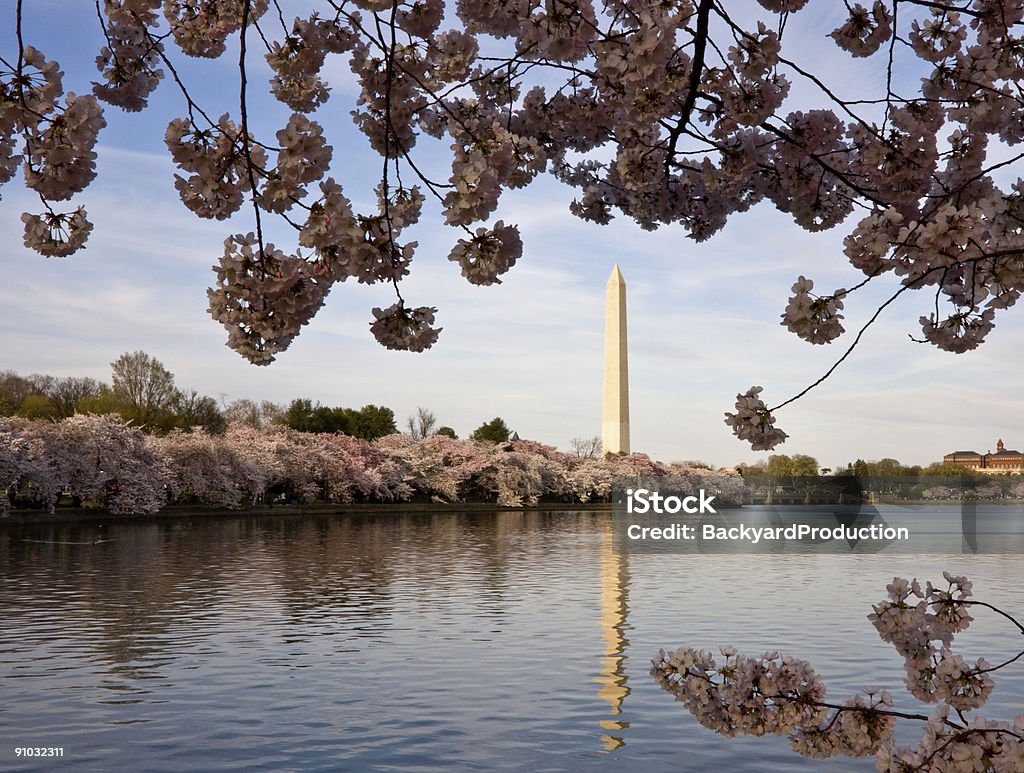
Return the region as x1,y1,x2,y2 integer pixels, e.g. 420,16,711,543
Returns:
3,2,1023,469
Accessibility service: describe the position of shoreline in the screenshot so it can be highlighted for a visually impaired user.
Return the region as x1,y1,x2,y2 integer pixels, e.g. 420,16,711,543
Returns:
0,501,614,527
4,498,1021,528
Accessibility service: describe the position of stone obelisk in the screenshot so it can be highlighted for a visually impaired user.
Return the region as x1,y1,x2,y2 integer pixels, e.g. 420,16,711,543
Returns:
602,265,630,455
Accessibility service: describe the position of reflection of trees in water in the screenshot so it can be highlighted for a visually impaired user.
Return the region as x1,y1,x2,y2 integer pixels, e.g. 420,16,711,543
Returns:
1,522,235,685
85,522,245,680
2,511,619,688
266,516,398,636
229,513,530,638
268,510,613,640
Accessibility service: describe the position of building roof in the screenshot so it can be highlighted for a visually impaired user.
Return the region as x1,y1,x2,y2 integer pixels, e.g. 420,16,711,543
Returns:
945,450,980,456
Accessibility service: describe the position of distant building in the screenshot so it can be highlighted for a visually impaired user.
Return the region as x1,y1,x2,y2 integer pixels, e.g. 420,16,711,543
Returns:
943,439,1024,474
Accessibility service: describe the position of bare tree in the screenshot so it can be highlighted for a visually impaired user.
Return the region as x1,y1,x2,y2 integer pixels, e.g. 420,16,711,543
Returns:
260,401,286,427
173,389,227,434
0,371,35,415
224,398,262,429
110,351,177,427
570,436,603,459
0,371,60,416
49,376,103,418
223,398,286,429
406,407,438,440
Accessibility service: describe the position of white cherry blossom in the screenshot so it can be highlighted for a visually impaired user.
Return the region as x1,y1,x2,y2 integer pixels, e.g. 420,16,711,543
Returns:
724,386,788,450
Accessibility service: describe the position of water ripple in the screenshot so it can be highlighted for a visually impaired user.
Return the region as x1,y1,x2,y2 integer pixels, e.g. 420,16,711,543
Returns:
1,511,1021,771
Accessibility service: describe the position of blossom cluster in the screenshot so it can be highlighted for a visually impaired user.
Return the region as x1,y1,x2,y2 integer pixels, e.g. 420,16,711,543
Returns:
651,646,829,738
92,1,165,111
165,114,260,219
207,234,330,366
164,0,269,58
256,113,332,214
723,386,788,451
447,221,522,285
265,15,353,112
829,1,893,57
296,180,422,285
2,45,105,256
780,276,847,345
21,206,94,257
369,302,441,352
653,573,1024,771
868,574,993,710
0,414,742,514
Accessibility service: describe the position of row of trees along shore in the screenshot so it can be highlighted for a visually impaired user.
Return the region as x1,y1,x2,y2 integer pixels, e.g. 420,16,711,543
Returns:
737,454,1024,503
0,353,741,515
0,413,740,515
737,454,1011,479
6,358,1015,515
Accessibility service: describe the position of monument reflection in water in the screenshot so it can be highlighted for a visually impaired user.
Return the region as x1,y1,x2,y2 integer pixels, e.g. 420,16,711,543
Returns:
596,530,631,751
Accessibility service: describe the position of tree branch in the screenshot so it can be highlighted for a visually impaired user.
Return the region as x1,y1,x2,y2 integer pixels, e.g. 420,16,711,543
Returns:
237,0,267,274
664,0,712,176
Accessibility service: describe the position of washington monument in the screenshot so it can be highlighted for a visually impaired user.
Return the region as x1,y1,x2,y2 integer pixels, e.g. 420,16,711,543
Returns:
602,265,630,455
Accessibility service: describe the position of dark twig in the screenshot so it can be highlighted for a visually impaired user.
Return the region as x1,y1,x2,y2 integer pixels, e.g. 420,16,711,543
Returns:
665,0,712,175
238,0,268,274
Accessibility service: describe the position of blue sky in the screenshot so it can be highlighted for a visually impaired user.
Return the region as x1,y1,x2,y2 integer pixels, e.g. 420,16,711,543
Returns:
2,2,1023,468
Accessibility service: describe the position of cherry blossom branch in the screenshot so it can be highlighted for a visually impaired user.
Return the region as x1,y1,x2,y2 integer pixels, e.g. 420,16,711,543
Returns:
773,53,888,145
377,2,405,304
920,727,1024,768
135,20,216,128
883,0,899,131
769,276,915,413
655,574,1024,766
976,647,1024,675
902,0,983,19
251,16,273,52
271,0,289,37
958,600,1024,636
770,244,1024,414
7,0,1024,381
675,666,944,724
756,119,886,208
11,0,34,179
14,0,24,96
339,9,494,161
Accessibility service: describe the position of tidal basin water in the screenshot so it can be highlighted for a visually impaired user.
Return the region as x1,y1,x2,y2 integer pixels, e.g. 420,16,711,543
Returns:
1,508,1022,772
